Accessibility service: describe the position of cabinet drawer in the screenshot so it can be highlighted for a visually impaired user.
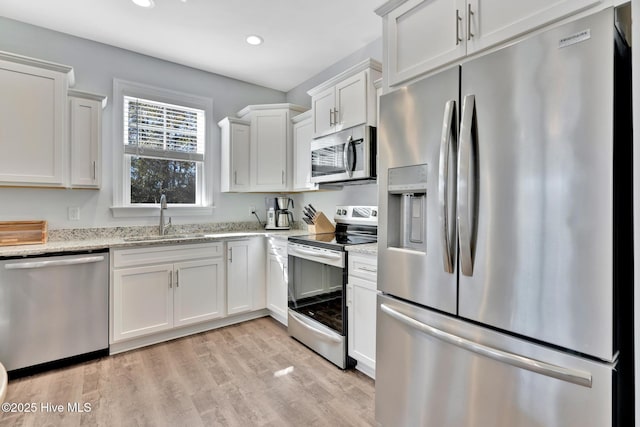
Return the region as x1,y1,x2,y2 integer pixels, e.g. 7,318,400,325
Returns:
348,253,377,283
112,242,223,268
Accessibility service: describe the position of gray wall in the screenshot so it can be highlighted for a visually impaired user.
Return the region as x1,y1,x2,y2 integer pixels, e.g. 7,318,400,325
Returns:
286,38,382,108
0,17,286,228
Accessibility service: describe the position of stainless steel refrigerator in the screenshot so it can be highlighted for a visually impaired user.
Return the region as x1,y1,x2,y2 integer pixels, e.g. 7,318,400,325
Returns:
376,7,633,427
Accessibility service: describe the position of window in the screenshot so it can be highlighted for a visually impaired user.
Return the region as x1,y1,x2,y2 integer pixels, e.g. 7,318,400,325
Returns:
124,96,205,205
112,79,214,216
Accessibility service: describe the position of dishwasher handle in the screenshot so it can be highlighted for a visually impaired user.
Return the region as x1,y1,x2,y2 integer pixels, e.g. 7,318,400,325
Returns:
5,255,106,270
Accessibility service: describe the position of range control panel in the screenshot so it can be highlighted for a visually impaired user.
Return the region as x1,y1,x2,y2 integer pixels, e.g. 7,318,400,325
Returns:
335,206,378,225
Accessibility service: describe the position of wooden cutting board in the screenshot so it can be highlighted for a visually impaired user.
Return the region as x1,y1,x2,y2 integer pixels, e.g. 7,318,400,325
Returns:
0,221,48,246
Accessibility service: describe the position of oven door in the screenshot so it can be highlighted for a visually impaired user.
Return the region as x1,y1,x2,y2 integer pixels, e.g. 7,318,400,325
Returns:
310,126,375,184
287,242,350,368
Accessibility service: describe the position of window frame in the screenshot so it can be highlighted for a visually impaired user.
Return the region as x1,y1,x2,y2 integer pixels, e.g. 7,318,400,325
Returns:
112,79,214,217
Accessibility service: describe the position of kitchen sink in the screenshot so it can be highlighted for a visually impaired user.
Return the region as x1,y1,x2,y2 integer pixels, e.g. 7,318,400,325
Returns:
123,233,206,242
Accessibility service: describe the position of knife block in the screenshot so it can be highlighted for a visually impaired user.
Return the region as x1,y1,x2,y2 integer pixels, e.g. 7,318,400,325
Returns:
308,212,335,234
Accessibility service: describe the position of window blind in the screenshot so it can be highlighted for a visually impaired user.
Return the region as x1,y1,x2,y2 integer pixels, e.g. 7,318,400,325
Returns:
124,96,205,161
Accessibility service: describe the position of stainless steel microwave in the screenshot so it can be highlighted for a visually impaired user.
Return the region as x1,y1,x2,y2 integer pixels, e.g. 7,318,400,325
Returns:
310,125,376,184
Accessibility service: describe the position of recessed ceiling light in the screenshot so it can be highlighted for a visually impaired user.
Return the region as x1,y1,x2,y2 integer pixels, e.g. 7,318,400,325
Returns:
246,35,264,46
131,0,155,8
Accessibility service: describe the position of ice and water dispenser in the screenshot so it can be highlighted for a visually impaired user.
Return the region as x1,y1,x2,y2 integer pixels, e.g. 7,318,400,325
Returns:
387,164,428,252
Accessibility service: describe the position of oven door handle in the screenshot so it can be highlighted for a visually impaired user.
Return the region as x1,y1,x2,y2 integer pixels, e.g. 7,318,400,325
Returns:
289,247,342,261
289,311,342,343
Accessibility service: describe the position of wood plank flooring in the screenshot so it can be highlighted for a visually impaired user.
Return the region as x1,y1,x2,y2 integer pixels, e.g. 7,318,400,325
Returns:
1,317,375,427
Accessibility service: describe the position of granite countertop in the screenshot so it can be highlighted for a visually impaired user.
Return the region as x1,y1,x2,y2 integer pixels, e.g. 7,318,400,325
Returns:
0,223,310,258
346,242,378,256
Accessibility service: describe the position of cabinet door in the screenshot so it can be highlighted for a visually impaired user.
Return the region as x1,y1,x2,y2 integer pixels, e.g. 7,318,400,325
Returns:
251,110,288,191
347,277,378,377
335,72,367,132
230,122,250,191
466,0,602,55
387,0,466,86
0,60,66,186
70,97,101,188
267,252,288,325
311,86,335,138
292,117,317,191
174,258,225,327
227,240,251,315
112,264,173,342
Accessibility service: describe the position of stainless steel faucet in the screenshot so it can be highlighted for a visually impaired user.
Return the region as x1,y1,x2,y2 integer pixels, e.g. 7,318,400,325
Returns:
159,194,171,235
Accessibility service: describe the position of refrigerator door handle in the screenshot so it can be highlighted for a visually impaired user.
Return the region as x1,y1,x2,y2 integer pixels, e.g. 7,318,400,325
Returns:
439,99,456,273
380,303,593,388
457,94,475,276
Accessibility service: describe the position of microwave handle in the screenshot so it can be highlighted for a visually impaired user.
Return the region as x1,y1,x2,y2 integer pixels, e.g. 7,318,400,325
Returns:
343,136,353,177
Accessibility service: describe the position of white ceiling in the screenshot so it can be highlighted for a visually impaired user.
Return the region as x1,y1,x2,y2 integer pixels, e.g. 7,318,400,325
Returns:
0,0,384,92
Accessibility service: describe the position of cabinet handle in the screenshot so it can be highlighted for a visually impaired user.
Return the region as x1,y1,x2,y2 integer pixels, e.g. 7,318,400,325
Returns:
234,170,237,185
358,266,377,273
169,271,172,288
347,283,352,306
333,108,339,125
229,248,233,263
92,161,96,180
281,170,285,184
329,108,334,126
455,9,462,45
467,4,474,40
176,269,179,287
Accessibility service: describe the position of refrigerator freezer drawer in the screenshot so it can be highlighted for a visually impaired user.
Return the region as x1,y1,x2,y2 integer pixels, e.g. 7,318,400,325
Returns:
376,294,614,427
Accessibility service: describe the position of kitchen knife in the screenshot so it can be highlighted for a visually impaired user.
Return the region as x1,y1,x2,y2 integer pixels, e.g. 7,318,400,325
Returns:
302,217,313,225
303,207,315,220
308,204,317,215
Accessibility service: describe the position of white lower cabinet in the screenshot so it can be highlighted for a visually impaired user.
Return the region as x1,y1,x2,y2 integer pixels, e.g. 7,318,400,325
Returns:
173,258,225,327
226,237,266,315
347,252,379,379
111,243,225,344
266,238,288,325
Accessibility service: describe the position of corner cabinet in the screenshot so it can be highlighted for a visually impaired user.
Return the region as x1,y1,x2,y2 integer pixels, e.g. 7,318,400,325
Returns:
308,59,382,138
376,0,604,86
111,243,225,344
220,104,308,192
292,111,317,192
218,117,251,192
0,51,74,187
69,90,107,189
347,252,379,379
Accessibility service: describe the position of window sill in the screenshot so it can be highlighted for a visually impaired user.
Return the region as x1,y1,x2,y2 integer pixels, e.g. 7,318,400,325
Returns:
111,206,214,218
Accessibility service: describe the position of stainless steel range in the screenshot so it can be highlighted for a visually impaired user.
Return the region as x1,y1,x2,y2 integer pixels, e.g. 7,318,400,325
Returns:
287,206,377,369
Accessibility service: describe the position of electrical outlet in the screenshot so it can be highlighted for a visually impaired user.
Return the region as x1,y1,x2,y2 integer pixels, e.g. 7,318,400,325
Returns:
68,207,80,221
250,206,256,214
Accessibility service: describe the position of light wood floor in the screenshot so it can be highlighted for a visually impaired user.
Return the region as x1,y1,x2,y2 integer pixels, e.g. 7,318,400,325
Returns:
1,317,375,427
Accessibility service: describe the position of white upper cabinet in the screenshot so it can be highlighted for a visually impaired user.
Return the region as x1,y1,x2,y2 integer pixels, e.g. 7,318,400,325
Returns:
377,0,605,86
69,90,107,189
0,51,74,187
222,103,307,193
308,59,382,139
219,117,251,192
292,111,317,192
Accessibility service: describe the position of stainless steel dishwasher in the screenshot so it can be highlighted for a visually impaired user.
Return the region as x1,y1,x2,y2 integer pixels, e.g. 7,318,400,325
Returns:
0,250,109,375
